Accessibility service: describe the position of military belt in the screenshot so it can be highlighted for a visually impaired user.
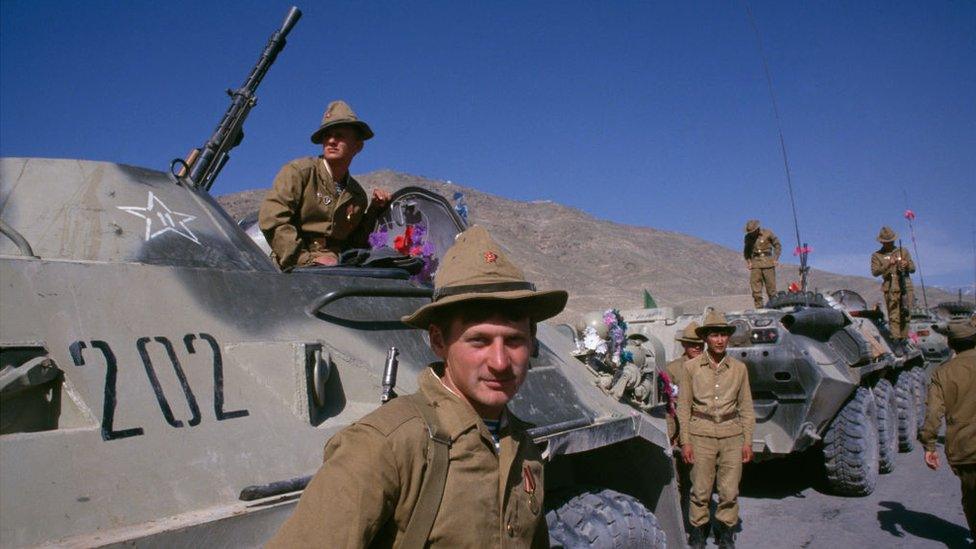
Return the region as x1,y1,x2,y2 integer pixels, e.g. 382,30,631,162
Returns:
692,410,738,423
752,251,771,257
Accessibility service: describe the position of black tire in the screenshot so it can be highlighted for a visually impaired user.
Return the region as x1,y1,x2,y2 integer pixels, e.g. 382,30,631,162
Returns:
823,386,879,496
872,379,898,474
894,369,918,452
545,487,666,549
911,367,927,432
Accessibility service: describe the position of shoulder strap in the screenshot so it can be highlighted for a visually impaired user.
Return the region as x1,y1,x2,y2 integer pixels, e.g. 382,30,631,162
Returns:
399,393,452,549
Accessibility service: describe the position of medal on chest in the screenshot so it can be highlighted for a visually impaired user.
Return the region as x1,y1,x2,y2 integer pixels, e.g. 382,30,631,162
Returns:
316,191,333,206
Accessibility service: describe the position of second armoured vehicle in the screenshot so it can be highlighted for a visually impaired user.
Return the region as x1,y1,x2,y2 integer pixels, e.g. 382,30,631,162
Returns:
569,289,933,497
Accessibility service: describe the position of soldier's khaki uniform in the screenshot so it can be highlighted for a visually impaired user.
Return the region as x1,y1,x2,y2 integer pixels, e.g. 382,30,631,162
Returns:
258,157,377,270
677,353,755,530
920,340,976,537
744,223,781,308
665,357,688,443
870,246,915,339
268,367,549,548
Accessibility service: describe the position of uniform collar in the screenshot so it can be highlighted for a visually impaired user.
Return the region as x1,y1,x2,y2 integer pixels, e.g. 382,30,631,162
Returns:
316,156,358,196
699,352,730,371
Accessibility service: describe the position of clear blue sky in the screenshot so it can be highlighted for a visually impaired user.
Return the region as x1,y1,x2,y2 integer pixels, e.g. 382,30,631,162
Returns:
2,1,973,289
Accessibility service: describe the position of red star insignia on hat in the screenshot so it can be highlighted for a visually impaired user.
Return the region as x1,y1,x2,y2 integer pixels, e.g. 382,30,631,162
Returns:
484,251,498,263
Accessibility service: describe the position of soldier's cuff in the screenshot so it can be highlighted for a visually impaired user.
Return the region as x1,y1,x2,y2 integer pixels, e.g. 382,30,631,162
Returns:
922,441,937,452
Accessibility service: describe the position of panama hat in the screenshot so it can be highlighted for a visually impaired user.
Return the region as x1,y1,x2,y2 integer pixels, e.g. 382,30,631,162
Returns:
877,226,897,243
310,100,374,144
744,219,761,233
675,322,703,344
695,310,736,338
401,226,568,329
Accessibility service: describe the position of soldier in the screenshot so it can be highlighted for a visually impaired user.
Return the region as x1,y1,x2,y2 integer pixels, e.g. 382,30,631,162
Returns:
665,322,704,526
259,100,391,271
743,219,781,308
677,310,755,549
870,226,916,343
920,319,976,540
665,322,704,445
268,225,566,547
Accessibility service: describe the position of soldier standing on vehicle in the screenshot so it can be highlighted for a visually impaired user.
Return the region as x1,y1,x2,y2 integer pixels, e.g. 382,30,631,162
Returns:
920,319,976,540
259,100,391,271
743,219,781,308
267,225,566,548
870,226,915,343
677,310,755,549
665,322,704,523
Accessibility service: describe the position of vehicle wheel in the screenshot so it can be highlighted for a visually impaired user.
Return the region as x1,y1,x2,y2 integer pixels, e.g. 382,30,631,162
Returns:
545,487,666,549
872,379,897,474
911,367,928,432
894,369,918,452
822,386,879,496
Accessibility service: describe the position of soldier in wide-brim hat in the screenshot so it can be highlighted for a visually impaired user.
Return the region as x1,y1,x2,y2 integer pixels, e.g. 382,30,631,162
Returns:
270,225,564,548
920,318,976,539
743,219,781,308
259,99,389,271
665,321,705,517
870,225,915,341
678,309,755,548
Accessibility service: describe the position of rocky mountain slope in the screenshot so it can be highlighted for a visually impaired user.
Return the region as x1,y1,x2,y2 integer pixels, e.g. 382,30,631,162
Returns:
218,170,954,324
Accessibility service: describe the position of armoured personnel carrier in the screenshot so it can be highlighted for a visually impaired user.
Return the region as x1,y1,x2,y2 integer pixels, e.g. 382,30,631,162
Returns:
908,307,951,367
570,289,933,497
0,9,681,548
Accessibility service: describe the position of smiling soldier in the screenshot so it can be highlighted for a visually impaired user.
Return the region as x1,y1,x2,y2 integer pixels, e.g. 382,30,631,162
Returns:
677,310,755,549
259,100,390,271
268,225,566,547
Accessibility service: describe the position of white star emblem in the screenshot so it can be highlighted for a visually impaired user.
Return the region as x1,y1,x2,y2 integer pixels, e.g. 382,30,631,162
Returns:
117,191,200,245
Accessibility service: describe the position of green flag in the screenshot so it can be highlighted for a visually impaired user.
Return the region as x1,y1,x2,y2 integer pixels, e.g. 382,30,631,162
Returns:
643,289,657,308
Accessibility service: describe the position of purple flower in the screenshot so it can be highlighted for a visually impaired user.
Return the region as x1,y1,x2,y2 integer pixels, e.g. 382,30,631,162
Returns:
421,241,436,257
368,228,388,249
411,223,427,241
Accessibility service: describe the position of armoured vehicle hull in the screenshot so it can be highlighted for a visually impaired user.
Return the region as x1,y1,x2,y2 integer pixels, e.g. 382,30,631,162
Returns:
575,289,937,497
0,157,681,547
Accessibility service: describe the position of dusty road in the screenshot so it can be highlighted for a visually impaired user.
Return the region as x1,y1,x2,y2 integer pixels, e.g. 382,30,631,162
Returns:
714,441,972,548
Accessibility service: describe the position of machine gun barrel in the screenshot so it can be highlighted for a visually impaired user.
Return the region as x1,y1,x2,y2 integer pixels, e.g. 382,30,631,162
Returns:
184,6,302,191
381,347,400,403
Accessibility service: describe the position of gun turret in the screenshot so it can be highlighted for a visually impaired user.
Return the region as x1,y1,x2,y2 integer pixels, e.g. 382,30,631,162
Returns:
176,6,302,191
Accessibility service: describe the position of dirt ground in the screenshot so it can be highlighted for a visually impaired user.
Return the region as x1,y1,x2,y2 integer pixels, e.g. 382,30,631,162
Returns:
690,440,972,548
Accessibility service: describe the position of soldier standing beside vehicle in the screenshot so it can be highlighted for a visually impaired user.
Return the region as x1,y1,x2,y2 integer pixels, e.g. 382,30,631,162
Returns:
267,225,566,548
259,100,391,271
665,322,704,445
665,322,704,523
743,220,781,308
870,226,915,344
678,310,755,549
920,319,976,540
